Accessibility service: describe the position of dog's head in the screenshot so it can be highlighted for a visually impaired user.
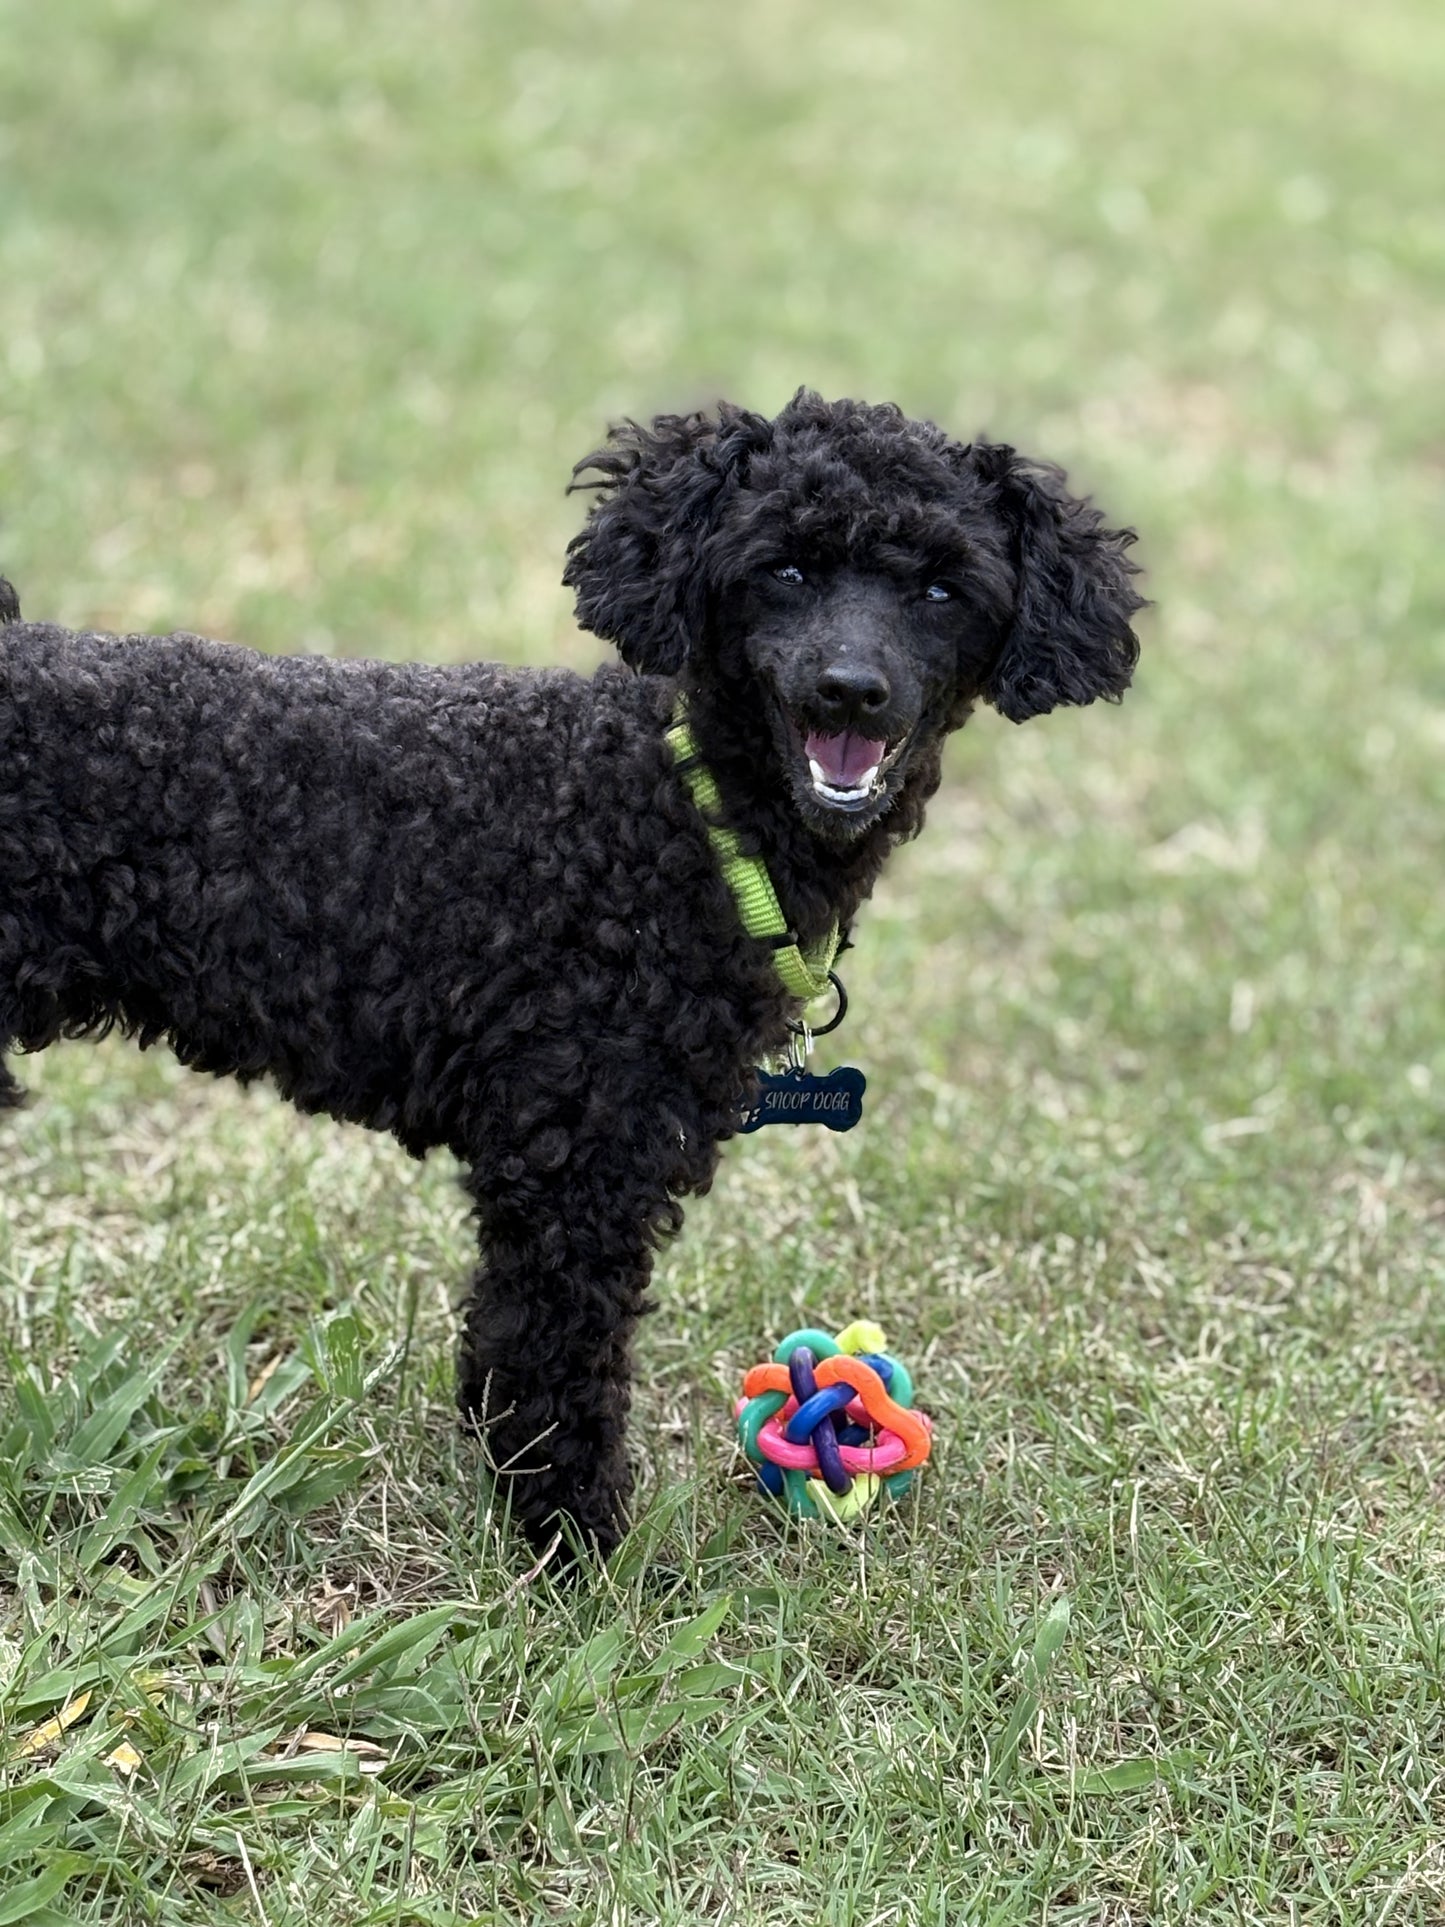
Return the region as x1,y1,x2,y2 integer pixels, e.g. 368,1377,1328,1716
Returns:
565,390,1143,839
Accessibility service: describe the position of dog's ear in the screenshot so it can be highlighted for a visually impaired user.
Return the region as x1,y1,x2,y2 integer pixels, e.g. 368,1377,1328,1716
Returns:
563,405,772,675
969,443,1144,724
0,577,19,625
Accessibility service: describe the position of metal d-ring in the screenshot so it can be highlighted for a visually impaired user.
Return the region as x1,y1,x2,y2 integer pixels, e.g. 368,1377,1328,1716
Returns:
787,970,848,1040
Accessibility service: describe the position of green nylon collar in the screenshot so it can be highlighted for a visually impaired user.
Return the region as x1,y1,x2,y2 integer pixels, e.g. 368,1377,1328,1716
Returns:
665,702,841,1004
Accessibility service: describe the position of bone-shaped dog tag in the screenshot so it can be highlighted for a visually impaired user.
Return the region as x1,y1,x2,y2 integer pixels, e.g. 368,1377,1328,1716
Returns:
737,1065,866,1134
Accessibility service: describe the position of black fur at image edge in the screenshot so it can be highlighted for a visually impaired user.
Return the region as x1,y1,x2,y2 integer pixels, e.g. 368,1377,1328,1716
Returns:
0,391,1144,1557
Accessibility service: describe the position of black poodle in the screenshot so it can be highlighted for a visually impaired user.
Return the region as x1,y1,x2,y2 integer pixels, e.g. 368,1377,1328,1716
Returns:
0,391,1143,1555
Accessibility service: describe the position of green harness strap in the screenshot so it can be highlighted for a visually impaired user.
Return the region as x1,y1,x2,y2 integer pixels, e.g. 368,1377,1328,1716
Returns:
665,702,841,1005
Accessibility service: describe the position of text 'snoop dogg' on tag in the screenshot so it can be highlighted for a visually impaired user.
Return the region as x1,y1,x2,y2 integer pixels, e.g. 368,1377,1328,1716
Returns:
737,1065,866,1134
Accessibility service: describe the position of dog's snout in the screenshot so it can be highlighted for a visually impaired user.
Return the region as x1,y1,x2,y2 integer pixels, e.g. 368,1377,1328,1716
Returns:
816,660,891,722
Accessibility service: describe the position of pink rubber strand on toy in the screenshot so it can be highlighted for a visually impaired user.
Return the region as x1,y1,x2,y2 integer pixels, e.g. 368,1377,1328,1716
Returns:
754,1414,910,1474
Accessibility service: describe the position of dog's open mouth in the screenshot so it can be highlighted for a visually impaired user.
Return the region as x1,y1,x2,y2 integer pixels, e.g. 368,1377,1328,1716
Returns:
801,727,906,812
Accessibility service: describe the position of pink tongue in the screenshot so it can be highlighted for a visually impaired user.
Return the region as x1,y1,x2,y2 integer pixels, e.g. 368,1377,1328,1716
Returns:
805,729,882,787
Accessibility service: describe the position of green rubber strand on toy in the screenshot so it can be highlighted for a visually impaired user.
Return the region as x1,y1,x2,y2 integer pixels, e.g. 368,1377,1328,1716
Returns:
782,1468,820,1518
773,1328,841,1365
878,1352,914,1409
736,1390,788,1465
883,1469,915,1499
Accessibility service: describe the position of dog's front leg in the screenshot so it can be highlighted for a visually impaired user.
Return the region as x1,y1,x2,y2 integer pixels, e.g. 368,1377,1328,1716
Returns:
456,1192,656,1559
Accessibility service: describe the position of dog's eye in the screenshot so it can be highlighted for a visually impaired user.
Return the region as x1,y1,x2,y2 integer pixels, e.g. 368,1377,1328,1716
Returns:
923,583,952,603
772,564,806,586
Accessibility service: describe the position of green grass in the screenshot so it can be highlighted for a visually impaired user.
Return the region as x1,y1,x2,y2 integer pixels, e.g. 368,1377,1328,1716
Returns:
2,0,1444,1919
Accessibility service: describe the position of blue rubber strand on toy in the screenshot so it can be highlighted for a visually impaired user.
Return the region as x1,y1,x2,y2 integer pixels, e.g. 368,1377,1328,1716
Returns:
784,1383,855,1444
758,1462,785,1496
788,1346,819,1405
815,1434,853,1495
784,1349,854,1494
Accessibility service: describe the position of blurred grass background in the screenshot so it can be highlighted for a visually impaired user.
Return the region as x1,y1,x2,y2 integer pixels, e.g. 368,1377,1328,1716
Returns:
2,0,1444,1921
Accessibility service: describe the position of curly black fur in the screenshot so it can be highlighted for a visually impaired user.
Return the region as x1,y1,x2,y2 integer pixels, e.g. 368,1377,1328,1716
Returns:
0,390,1143,1554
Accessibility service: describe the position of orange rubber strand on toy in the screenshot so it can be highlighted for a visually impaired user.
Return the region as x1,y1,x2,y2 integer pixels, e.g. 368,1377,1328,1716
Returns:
812,1354,933,1470
741,1362,793,1400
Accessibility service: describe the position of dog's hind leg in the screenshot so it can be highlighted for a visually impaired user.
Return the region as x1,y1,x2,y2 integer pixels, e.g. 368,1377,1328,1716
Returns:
457,1168,665,1559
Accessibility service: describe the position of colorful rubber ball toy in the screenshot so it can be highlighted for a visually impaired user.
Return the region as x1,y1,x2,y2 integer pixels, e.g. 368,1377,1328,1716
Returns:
734,1319,933,1521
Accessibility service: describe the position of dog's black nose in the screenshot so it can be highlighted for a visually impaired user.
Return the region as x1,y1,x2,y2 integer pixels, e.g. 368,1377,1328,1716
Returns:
815,661,891,721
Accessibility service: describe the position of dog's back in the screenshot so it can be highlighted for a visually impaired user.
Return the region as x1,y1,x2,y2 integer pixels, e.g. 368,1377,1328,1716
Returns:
0,612,667,1145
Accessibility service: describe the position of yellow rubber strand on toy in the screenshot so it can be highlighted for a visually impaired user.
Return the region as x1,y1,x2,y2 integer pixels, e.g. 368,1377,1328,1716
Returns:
807,1473,882,1522
835,1319,887,1356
